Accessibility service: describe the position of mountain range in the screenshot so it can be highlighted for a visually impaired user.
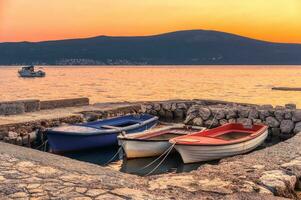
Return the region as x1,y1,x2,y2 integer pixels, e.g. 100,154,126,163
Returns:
1,30,301,65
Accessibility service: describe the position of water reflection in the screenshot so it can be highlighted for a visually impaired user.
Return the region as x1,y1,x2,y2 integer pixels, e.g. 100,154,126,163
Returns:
1,66,301,106
61,146,207,176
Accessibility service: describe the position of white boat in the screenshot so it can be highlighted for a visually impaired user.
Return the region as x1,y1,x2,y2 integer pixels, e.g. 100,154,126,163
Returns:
18,65,46,77
170,123,268,164
118,124,205,159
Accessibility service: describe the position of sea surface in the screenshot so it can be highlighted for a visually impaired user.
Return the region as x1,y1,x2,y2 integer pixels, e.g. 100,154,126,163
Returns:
1,65,301,106
2,65,297,175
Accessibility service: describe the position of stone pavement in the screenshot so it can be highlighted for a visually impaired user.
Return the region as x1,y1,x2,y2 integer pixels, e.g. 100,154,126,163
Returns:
0,143,160,200
0,136,297,200
0,102,134,126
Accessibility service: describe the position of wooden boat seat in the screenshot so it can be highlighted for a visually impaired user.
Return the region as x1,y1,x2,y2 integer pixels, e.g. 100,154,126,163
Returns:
101,125,123,130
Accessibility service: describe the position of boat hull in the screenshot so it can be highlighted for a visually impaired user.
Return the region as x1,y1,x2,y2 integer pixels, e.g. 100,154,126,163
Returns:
118,124,206,159
120,139,172,159
47,115,158,153
174,129,268,164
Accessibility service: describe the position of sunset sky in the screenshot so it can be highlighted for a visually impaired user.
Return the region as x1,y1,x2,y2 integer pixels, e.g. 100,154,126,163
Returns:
1,0,301,43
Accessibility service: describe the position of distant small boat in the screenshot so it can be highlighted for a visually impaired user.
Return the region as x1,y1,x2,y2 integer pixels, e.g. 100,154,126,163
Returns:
170,123,268,164
118,124,206,159
46,114,159,153
18,65,46,77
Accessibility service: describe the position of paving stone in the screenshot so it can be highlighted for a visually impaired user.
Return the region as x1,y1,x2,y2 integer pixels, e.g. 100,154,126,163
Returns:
85,188,106,197
96,193,124,200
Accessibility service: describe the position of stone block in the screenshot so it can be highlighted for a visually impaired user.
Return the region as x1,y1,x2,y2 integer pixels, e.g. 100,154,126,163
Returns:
40,98,89,110
0,102,25,115
17,99,40,112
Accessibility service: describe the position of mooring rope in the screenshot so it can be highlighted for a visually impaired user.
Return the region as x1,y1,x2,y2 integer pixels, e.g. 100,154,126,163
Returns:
103,145,124,166
134,143,176,172
43,140,48,152
144,143,176,176
35,139,48,151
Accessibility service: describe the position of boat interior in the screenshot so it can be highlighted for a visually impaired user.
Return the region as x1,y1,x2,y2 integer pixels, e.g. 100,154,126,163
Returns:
136,128,202,141
171,123,267,145
100,121,140,129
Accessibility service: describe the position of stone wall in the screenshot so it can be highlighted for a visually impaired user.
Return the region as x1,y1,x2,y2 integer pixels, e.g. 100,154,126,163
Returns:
40,98,89,110
0,100,40,115
0,98,89,115
0,104,140,146
141,100,299,140
0,115,84,146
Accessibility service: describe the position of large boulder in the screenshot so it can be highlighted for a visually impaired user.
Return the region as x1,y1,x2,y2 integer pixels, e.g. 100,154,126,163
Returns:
284,109,292,120
253,119,263,125
292,110,301,122
199,107,211,120
192,117,203,126
186,105,199,116
274,109,285,121
149,110,158,116
211,108,226,120
165,111,174,121
162,103,172,111
158,109,166,118
259,170,297,197
171,103,177,111
259,110,270,121
8,131,18,139
228,118,236,123
238,107,250,118
285,103,296,110
153,103,161,111
140,104,147,113
294,122,301,134
265,117,280,128
260,104,274,110
219,119,228,125
248,109,259,119
280,120,294,134
226,108,237,119
184,113,197,125
204,119,219,128
177,103,187,110
173,109,185,120
281,157,301,189
237,118,252,127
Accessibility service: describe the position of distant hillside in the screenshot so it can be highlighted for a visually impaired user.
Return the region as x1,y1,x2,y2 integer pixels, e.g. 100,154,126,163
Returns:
1,30,301,65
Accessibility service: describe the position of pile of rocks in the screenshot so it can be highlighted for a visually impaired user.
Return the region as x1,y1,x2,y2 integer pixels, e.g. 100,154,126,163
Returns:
0,115,84,146
0,104,141,147
141,101,300,140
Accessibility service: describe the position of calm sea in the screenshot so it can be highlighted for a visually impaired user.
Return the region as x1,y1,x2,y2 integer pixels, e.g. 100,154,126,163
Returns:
1,65,301,106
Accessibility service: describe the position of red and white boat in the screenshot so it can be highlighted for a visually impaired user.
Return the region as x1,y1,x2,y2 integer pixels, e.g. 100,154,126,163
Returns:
170,123,268,164
118,124,205,159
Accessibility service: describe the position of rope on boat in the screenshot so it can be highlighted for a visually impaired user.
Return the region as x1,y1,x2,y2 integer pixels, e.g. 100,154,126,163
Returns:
103,145,123,166
134,143,176,172
43,140,48,152
144,143,176,176
35,139,48,151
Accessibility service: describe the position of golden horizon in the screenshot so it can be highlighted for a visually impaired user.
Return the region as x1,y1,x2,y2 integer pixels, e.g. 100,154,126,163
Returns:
1,0,301,43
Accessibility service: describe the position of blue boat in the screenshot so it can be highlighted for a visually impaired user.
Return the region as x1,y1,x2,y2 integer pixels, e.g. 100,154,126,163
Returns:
46,114,159,153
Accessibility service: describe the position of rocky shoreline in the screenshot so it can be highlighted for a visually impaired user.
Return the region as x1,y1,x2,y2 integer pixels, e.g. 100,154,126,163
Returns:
142,100,300,141
1,99,301,199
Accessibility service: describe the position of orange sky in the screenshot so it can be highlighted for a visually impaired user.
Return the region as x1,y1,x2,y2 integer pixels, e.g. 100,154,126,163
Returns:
1,0,301,43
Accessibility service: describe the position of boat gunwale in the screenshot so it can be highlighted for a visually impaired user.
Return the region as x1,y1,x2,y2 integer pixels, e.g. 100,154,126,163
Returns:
170,123,268,146
118,125,205,142
47,115,159,136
